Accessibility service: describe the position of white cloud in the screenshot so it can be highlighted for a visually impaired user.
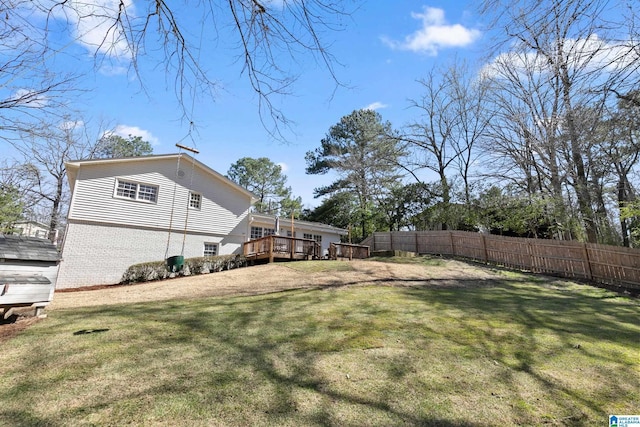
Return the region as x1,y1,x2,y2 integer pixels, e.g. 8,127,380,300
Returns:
480,34,639,80
11,89,48,108
364,101,388,111
479,50,544,80
75,0,133,57
59,120,85,131
382,6,481,55
39,0,133,58
110,125,159,146
277,162,289,172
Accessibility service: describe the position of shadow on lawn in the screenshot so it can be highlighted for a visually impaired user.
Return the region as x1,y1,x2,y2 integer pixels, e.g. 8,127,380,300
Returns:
400,279,639,422
166,291,490,426
155,280,637,425
1,272,638,426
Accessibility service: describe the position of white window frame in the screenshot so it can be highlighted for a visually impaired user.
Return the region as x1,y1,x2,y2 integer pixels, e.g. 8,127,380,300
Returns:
313,235,322,244
264,228,275,236
204,242,219,257
250,226,263,239
114,179,158,203
189,192,202,210
303,233,313,240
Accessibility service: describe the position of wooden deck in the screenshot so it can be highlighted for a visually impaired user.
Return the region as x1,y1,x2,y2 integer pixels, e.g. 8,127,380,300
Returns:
243,235,321,263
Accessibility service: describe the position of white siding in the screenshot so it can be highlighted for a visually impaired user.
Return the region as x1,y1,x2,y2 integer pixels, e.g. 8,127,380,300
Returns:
14,222,49,238
56,220,248,288
68,157,252,236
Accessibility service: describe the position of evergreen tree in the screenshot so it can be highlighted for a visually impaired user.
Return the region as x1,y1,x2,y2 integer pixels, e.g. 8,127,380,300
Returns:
306,109,406,238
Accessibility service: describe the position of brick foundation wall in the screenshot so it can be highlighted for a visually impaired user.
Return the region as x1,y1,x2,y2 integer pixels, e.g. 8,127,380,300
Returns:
56,221,243,289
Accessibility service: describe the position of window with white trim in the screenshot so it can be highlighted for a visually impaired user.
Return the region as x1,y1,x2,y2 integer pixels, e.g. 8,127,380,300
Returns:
189,192,202,209
313,235,322,244
250,226,279,239
286,230,296,238
138,184,157,202
115,179,158,203
250,226,263,239
204,242,219,256
264,228,275,236
303,233,313,240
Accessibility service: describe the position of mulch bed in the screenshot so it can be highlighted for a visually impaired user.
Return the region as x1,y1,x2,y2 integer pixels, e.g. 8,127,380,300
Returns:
55,282,136,292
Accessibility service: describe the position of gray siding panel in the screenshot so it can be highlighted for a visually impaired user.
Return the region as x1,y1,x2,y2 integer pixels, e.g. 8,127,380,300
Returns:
68,158,252,235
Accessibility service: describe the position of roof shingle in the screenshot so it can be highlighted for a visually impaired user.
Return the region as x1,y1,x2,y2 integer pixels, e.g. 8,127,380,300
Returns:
0,235,60,263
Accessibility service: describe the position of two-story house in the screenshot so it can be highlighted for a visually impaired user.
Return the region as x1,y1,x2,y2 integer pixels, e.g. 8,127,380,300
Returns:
56,153,346,289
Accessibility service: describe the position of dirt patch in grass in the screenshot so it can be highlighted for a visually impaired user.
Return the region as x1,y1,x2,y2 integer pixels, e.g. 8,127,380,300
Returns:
0,314,43,342
47,258,503,311
0,257,510,343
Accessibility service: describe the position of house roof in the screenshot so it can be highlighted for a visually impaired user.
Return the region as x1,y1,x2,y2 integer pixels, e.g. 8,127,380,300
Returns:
0,235,60,262
250,213,348,235
65,153,258,202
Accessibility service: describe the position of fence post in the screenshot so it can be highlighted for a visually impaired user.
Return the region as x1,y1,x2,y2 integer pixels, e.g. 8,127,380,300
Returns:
269,236,274,263
390,232,394,251
415,232,419,253
481,233,488,263
582,243,594,281
449,232,456,256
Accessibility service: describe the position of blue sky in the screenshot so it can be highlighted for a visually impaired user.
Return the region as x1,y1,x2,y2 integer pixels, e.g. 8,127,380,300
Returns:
6,1,487,208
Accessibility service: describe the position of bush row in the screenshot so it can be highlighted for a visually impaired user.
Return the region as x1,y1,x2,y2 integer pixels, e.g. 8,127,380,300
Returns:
120,254,247,284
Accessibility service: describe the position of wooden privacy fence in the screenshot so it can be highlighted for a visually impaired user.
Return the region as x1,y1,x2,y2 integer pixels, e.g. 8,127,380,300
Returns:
329,242,370,260
361,231,640,292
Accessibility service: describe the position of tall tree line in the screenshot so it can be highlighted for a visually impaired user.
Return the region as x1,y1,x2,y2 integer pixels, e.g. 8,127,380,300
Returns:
304,0,640,246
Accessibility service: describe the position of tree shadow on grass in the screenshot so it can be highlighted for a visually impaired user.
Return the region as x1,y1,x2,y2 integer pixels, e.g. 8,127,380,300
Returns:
2,289,494,426
1,272,638,426
399,279,639,423
167,291,489,426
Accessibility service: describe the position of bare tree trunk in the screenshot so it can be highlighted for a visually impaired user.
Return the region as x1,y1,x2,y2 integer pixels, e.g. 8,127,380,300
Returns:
12,116,103,240
405,68,461,231
561,80,597,242
618,179,631,247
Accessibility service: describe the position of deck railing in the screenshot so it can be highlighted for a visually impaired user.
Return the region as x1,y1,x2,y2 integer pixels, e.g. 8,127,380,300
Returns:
243,235,321,262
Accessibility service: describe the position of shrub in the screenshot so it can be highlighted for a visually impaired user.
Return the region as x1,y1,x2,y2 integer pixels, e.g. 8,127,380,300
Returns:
120,254,247,285
183,254,247,274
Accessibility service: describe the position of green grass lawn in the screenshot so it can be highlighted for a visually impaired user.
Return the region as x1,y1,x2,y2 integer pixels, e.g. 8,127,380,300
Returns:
1,262,638,426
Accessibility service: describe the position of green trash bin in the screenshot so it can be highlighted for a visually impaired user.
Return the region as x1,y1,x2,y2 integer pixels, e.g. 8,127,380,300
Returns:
166,255,184,273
